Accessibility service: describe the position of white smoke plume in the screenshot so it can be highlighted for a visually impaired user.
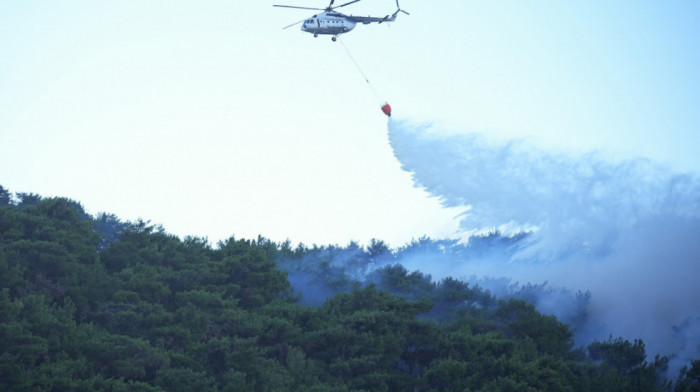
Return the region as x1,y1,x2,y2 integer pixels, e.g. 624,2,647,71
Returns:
388,119,700,374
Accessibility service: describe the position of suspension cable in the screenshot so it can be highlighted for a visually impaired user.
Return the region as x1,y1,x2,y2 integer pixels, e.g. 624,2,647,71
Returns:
337,36,383,103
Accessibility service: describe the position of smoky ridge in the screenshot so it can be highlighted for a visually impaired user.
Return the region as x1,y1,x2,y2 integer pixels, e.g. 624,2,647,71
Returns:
379,117,700,376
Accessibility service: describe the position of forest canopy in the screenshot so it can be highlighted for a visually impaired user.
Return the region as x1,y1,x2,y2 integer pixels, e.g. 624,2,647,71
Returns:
0,185,697,391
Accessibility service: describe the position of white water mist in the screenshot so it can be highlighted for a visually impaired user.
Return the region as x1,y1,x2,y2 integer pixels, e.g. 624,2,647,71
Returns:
387,118,700,374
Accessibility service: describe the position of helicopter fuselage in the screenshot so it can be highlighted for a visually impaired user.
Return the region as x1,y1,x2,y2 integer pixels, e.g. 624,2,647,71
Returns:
301,12,357,36
276,0,407,40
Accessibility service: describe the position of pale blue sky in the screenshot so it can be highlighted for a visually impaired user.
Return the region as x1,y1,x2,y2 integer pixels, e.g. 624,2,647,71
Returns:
2,0,699,246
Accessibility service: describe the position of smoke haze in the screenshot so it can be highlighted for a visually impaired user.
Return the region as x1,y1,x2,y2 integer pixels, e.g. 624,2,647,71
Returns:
387,119,700,374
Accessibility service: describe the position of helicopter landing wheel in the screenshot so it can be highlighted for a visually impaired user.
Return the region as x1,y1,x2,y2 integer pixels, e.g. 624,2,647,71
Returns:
314,33,318,38
332,36,337,42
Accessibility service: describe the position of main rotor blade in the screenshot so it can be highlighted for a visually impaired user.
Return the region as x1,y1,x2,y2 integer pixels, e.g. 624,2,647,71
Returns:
282,18,306,29
273,5,324,10
331,0,362,10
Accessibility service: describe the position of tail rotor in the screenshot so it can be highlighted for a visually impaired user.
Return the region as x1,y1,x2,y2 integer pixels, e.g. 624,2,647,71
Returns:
395,0,409,15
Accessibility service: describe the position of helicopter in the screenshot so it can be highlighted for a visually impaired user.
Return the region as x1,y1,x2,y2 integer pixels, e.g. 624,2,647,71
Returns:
274,0,409,41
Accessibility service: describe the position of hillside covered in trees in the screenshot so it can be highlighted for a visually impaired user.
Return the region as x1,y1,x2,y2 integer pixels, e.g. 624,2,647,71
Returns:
1,185,698,391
